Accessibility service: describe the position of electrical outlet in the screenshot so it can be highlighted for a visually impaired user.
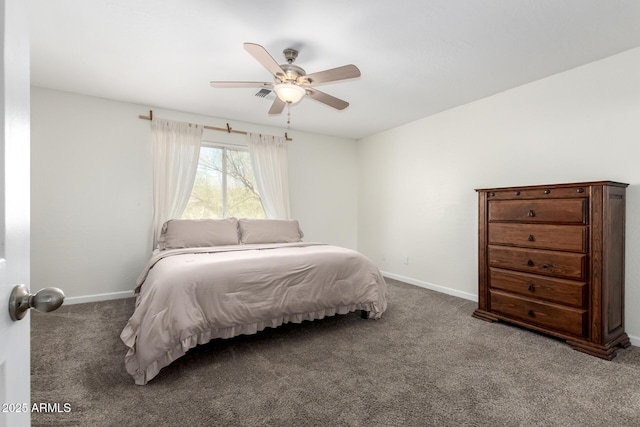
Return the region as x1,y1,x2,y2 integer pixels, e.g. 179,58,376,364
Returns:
403,256,409,265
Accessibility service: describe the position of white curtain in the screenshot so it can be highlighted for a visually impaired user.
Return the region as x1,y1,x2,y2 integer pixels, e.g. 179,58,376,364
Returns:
151,117,203,248
247,133,290,219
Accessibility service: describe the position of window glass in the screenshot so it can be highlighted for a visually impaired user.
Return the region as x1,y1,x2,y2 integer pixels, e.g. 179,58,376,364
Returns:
182,145,265,219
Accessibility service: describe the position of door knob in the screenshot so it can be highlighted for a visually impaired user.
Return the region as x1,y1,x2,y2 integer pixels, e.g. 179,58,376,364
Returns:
8,284,65,321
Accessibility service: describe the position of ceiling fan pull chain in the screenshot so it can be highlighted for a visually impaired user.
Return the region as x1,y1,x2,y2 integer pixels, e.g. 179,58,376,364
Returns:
287,102,291,128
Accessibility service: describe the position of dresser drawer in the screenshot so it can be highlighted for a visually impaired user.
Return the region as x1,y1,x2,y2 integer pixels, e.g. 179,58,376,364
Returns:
485,185,588,200
488,246,587,280
488,199,587,224
489,290,588,337
489,268,587,308
488,223,587,252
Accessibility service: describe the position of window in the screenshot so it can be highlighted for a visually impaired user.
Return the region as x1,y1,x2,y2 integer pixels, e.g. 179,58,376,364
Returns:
182,144,266,219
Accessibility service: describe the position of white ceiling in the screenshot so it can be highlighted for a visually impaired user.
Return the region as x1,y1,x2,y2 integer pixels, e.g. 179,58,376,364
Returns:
30,0,640,140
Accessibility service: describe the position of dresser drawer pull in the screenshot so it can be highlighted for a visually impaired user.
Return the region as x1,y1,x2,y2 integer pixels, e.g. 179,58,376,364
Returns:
527,210,535,217
542,264,550,269
544,190,551,194
528,310,535,317
527,283,535,292
577,188,584,193
514,191,520,196
527,259,534,267
527,234,534,241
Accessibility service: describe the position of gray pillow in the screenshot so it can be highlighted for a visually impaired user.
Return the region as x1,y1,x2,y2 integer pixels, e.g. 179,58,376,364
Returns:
159,218,239,249
238,219,304,244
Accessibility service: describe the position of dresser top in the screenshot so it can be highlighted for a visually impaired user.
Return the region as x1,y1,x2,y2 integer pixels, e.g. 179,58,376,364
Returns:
475,180,628,192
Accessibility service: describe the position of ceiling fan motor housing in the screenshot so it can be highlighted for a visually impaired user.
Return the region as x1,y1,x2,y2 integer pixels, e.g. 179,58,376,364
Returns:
279,48,306,83
280,64,306,83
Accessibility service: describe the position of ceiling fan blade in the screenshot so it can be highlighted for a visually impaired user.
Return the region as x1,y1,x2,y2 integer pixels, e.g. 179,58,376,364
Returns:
304,64,361,85
244,43,285,79
210,81,273,88
268,97,286,115
306,88,349,110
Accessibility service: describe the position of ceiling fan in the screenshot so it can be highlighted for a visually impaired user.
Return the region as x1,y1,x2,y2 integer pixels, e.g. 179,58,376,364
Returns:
210,43,361,115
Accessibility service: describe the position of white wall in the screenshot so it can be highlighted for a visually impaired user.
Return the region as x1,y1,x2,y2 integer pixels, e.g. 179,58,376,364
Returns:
357,47,640,342
31,89,152,303
288,132,358,249
30,88,358,302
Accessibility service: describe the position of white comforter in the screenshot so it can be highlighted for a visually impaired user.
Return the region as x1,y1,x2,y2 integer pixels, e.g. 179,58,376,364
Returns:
120,242,387,385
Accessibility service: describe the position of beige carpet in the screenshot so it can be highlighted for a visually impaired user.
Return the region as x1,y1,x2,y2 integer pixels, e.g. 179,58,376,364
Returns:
31,279,640,426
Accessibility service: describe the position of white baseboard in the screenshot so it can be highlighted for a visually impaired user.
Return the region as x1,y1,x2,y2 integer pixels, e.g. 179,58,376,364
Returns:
63,276,640,348
381,271,478,302
63,290,134,305
382,271,639,348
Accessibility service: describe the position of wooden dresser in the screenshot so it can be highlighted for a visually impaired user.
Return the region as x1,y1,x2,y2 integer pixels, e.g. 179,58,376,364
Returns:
473,181,630,359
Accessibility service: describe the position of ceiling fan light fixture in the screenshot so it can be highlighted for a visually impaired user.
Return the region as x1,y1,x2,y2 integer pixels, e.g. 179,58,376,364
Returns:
274,83,305,104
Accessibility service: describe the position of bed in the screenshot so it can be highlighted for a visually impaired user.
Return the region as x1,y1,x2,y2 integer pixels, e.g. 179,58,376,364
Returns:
120,218,388,385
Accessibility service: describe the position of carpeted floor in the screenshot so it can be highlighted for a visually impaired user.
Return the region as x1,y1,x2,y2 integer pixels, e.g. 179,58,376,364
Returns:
31,279,640,426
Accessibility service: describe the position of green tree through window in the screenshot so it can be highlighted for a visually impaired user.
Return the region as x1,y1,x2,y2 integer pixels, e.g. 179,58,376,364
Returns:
182,145,265,219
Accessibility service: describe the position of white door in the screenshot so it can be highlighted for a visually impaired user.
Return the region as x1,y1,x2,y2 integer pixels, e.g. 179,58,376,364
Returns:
1,0,32,426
